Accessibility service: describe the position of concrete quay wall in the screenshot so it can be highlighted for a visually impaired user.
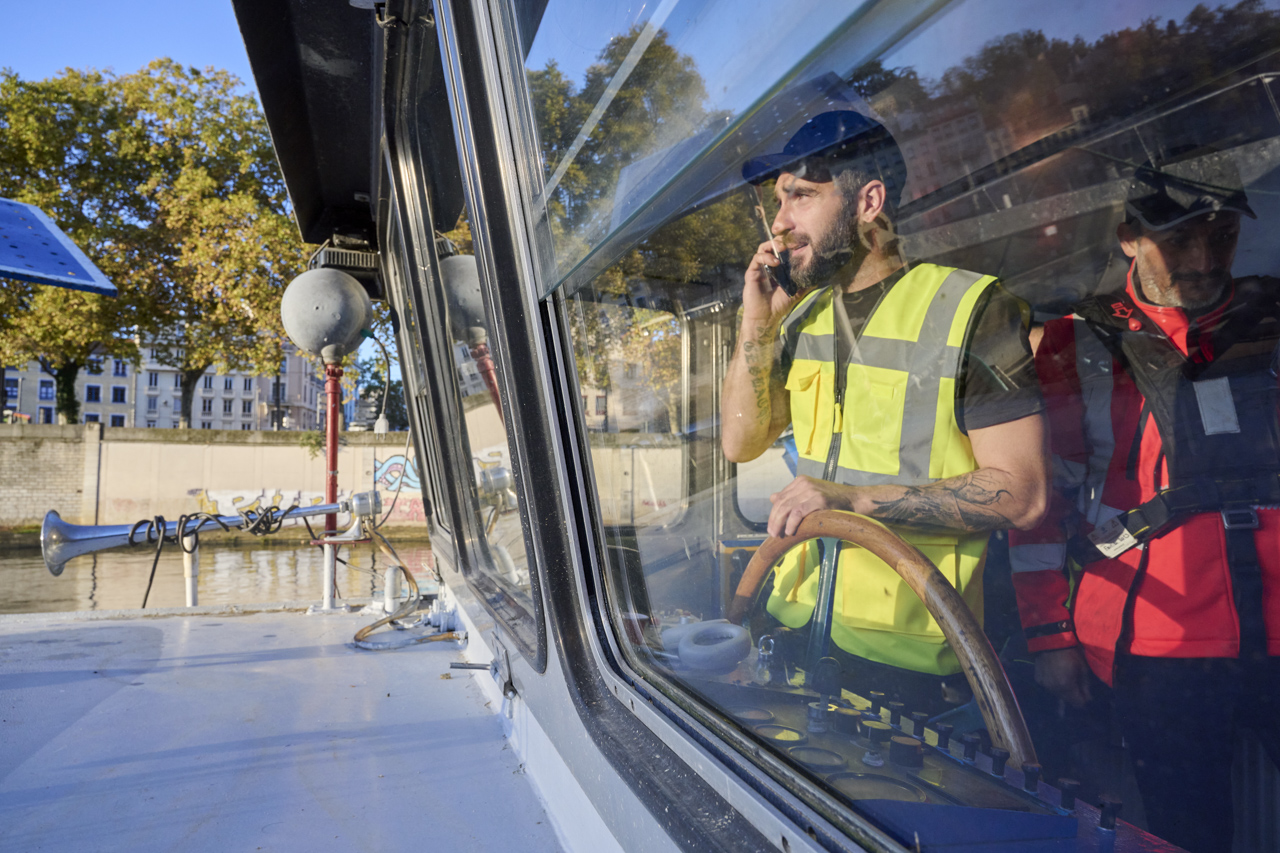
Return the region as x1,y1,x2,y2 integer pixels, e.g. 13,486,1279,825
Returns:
0,424,426,533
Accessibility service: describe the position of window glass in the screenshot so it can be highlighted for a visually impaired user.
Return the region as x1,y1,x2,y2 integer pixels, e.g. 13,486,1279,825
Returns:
111,387,126,404
404,25,542,653
84,385,100,403
526,0,1280,847
38,380,54,400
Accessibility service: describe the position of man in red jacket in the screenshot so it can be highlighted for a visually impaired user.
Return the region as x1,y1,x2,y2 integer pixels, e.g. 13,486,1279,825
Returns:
1010,148,1280,852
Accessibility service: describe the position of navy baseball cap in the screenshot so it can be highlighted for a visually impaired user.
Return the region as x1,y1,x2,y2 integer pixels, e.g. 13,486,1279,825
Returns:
1126,148,1256,230
742,110,897,185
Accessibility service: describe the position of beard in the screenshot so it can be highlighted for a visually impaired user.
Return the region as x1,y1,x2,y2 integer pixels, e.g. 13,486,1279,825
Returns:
1142,268,1231,311
790,200,865,289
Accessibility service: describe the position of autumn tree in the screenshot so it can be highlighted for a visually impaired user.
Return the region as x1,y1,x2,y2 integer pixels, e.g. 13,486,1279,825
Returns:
0,69,155,422
0,61,305,426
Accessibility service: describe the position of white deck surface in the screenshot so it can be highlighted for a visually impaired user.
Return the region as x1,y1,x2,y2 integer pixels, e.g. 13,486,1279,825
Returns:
0,607,563,852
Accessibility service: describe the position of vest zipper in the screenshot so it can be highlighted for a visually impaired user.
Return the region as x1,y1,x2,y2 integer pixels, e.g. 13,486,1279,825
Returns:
823,363,846,482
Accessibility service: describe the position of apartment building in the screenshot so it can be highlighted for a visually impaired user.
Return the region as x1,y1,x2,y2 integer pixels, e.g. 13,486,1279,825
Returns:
2,356,136,427
136,344,326,431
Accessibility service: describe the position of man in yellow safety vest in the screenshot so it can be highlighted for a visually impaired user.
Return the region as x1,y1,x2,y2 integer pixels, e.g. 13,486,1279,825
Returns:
722,108,1048,712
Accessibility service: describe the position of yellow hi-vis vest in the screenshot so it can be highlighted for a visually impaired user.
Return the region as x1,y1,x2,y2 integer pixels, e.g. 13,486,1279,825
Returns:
766,263,997,675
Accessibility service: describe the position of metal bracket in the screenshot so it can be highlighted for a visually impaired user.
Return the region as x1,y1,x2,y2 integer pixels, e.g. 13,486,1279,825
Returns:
490,632,517,718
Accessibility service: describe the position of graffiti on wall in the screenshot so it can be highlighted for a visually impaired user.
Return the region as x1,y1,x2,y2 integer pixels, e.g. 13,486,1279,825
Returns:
374,454,420,491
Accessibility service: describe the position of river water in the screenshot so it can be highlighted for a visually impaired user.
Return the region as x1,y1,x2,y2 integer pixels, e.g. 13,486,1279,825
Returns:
0,539,435,615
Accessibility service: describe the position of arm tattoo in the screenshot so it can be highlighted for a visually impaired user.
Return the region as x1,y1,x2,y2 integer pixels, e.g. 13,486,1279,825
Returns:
740,326,783,426
867,469,1016,532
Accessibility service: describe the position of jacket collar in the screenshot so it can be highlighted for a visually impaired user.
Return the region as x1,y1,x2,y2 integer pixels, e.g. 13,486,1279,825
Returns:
1126,260,1233,360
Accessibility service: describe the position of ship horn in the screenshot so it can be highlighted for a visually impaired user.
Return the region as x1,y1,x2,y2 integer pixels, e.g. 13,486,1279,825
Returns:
41,511,143,577
40,498,357,577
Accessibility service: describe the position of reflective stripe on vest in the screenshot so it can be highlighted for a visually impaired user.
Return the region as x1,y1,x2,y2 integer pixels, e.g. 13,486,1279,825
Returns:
783,264,996,486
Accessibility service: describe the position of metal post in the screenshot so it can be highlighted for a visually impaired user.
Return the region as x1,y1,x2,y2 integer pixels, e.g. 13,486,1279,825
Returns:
310,361,348,614
383,563,401,613
182,534,199,607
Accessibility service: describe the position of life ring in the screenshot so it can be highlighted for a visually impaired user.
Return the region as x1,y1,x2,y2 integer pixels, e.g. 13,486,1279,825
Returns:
676,620,752,673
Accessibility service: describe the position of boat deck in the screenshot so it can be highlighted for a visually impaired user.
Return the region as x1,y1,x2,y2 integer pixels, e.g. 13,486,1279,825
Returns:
0,606,563,852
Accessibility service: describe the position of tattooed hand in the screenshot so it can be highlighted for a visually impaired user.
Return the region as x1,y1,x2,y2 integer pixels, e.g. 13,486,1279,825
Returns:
768,475,857,537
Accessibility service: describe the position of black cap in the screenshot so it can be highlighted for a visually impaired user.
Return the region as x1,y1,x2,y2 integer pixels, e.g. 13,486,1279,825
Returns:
742,110,898,186
1125,147,1256,231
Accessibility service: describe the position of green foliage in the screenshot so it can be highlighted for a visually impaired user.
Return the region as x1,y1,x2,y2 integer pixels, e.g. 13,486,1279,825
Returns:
355,355,409,431
0,61,307,424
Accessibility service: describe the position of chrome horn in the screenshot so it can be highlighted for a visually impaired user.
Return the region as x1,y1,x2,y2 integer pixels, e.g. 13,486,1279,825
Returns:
41,493,380,577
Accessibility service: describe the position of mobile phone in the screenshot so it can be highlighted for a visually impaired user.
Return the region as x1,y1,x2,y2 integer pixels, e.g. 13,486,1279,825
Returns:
766,249,797,297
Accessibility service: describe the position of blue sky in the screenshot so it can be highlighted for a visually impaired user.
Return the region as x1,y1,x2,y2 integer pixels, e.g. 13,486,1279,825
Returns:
526,0,1275,103
0,0,254,90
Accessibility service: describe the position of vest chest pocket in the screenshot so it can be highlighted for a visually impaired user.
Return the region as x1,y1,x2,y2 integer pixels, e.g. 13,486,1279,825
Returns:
840,364,908,476
786,360,834,460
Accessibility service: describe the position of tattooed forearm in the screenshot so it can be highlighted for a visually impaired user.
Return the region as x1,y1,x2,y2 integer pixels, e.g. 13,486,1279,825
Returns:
864,470,1017,532
739,328,784,425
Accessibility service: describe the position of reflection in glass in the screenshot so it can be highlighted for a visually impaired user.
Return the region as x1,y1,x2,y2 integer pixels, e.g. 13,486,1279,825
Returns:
532,0,1280,846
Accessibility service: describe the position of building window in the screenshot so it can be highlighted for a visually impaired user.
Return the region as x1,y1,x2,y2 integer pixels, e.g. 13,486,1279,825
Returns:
87,357,103,375
222,399,233,414
110,414,125,428
174,374,182,388
85,385,101,403
39,407,53,424
150,349,157,360
241,423,252,431
595,395,607,415
200,421,211,430
242,399,253,415
3,377,16,401
243,378,253,392
111,386,127,404
146,420,156,428
224,377,234,391
581,395,588,411
171,420,180,428
201,399,213,414
202,375,213,390
147,397,158,411
83,412,100,423
280,356,288,374
148,371,159,387
38,380,54,400
113,359,127,377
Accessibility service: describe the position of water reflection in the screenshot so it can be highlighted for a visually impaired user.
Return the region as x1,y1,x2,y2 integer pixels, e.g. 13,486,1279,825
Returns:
0,540,435,614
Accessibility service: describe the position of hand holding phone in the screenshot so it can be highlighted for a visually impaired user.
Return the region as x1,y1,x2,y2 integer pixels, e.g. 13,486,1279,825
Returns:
765,248,796,297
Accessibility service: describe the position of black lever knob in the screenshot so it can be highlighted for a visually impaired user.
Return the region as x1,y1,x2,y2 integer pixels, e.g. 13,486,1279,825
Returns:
1099,795,1122,830
934,723,954,750
862,720,893,745
1058,778,1080,810
989,747,1010,776
1021,762,1041,793
886,701,905,726
811,657,842,698
961,732,981,761
909,711,930,737
889,736,924,768
867,691,886,714
833,708,862,736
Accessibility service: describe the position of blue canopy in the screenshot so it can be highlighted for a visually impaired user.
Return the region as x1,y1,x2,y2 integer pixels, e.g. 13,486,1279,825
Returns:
0,198,116,296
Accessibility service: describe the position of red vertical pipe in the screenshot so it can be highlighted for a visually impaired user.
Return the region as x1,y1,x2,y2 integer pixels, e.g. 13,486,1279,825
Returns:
324,363,343,534
469,340,503,422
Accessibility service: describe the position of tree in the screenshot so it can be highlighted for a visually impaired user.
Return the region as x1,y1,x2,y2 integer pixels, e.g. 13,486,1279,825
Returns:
0,61,306,425
0,68,156,422
356,355,408,430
